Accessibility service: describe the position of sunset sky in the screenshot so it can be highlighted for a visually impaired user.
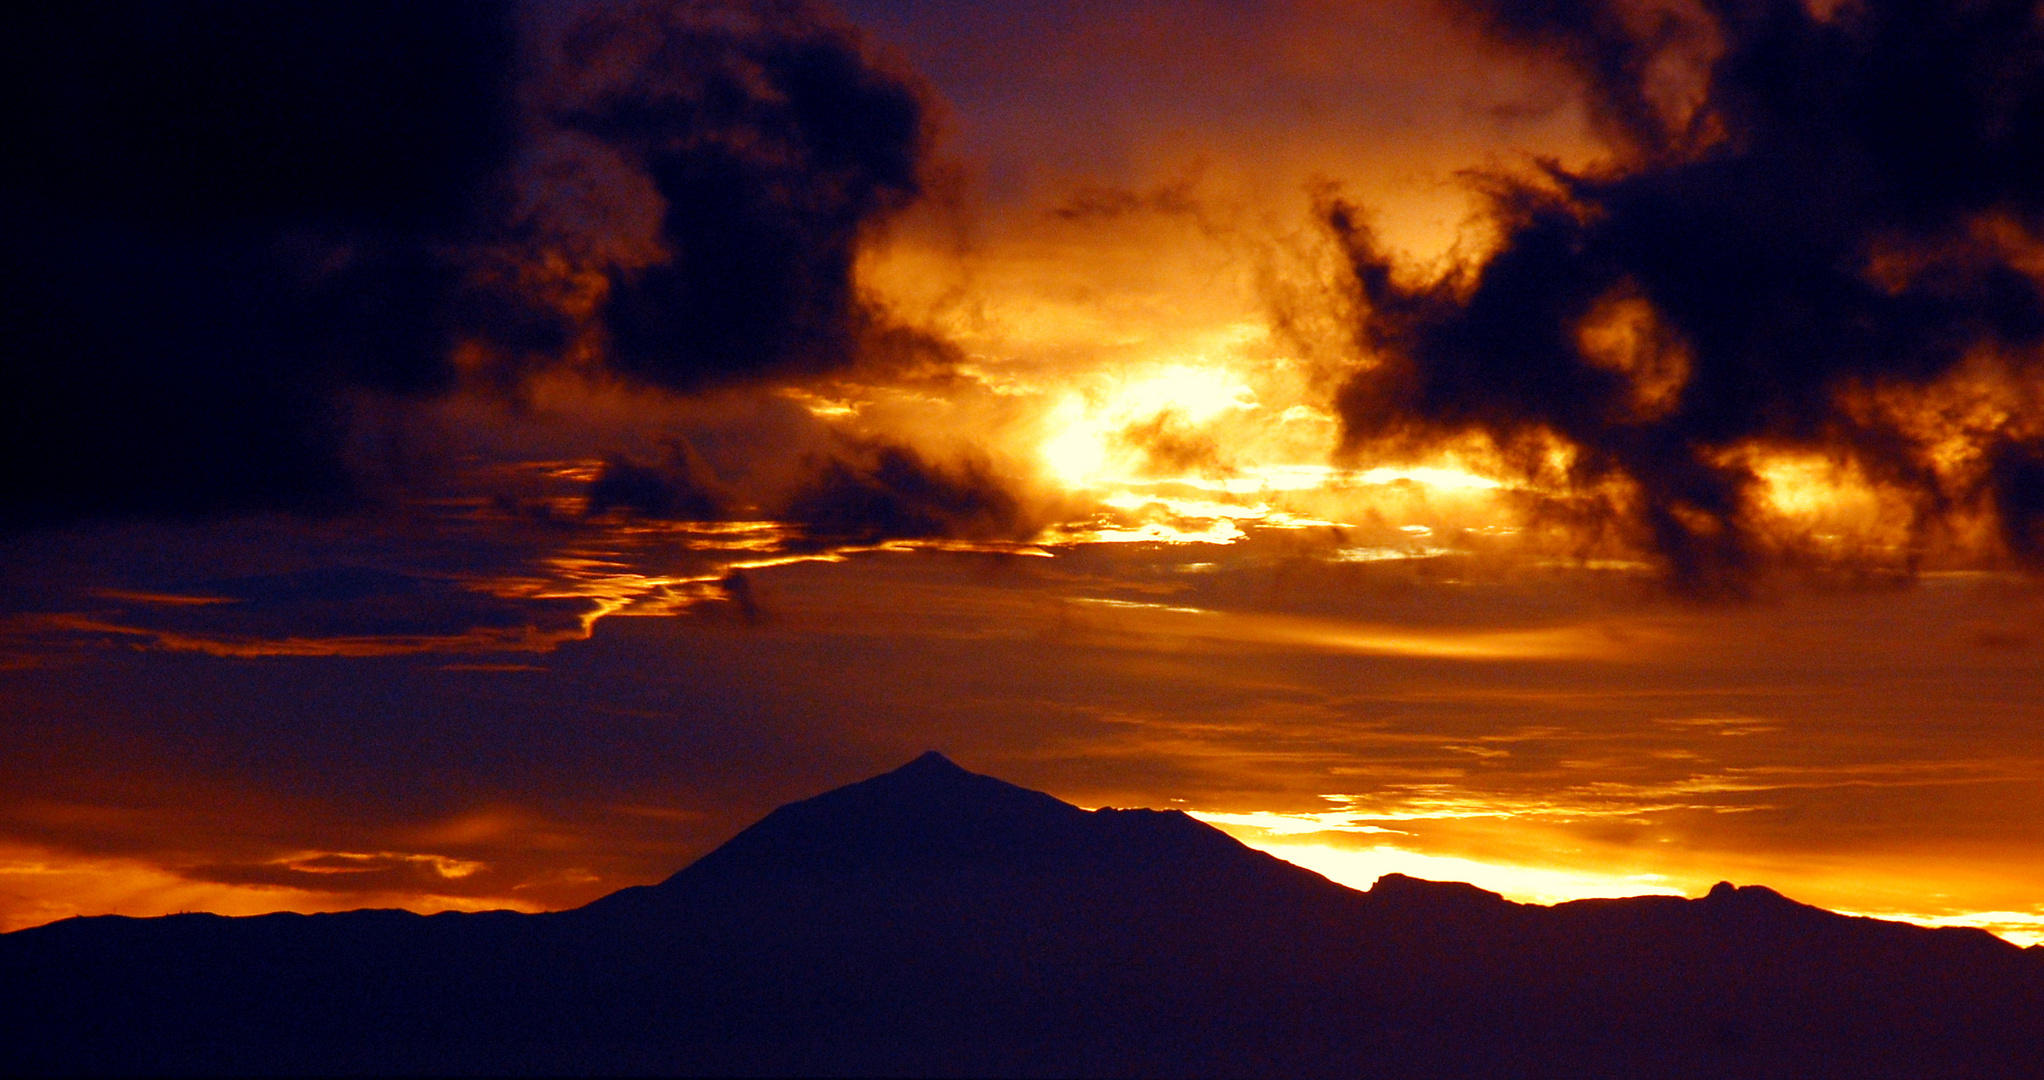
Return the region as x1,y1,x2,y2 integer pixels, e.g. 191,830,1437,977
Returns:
5,0,2044,946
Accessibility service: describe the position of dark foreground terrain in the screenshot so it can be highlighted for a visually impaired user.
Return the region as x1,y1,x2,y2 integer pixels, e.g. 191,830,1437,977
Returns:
4,752,2041,1077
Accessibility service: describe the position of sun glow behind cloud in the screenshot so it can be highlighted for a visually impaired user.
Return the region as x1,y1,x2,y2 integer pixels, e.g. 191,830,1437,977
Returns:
1038,362,1262,487
7,0,2044,972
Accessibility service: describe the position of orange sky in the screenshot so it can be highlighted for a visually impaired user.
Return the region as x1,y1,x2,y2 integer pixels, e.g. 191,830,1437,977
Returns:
3,0,2043,946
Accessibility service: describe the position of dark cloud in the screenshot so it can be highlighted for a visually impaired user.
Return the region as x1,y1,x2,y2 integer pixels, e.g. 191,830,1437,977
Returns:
0,1,517,528
782,443,1026,543
1,0,932,530
1050,178,1204,222
55,566,597,657
715,569,765,622
510,0,930,392
1333,0,2044,588
586,442,733,521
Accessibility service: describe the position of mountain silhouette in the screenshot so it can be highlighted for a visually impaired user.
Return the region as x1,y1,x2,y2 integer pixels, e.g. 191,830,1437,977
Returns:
4,753,2041,1076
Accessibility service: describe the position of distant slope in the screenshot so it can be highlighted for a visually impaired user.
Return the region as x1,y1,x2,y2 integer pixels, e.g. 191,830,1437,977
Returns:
4,753,2040,1077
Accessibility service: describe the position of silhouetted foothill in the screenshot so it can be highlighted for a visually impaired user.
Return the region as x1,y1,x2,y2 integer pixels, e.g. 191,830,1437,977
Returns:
4,753,2041,1076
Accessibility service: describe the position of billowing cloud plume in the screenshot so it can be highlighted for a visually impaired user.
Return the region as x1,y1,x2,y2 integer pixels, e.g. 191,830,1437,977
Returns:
515,0,929,392
1332,0,2044,588
0,0,930,529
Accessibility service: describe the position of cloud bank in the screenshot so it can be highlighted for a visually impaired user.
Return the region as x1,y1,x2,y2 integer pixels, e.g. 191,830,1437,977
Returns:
0,0,931,528
1334,0,2044,587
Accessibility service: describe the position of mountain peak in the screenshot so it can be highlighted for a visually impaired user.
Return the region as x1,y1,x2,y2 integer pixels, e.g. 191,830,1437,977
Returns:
624,752,1337,902
1702,880,1804,913
643,752,1090,882
20,759,2044,1079
845,750,1044,808
896,750,965,774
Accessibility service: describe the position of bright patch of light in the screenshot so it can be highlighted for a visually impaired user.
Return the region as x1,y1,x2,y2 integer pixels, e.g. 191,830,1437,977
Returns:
776,387,860,418
1041,395,1110,487
1354,466,1503,490
1099,493,1274,520
1330,545,1456,562
1162,465,1341,493
1127,364,1259,423
1068,597,1211,615
1042,518,1248,545
1834,908,2044,949
1036,364,1258,488
1190,811,1403,835
1236,838,1686,906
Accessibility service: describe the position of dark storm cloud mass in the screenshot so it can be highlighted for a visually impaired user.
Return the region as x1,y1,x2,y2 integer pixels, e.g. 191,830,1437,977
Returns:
0,0,930,529
0,1,517,527
583,434,1033,546
783,443,1027,543
1333,0,2044,587
528,0,930,392
586,442,733,520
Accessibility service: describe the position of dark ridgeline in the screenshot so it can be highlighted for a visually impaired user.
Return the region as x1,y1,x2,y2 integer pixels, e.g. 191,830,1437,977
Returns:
3,753,2040,1077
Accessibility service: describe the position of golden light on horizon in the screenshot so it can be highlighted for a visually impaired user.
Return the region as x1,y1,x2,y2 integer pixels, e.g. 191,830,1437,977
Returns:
1230,835,1688,906
1204,827,2044,948
11,0,2044,1013
0,842,546,934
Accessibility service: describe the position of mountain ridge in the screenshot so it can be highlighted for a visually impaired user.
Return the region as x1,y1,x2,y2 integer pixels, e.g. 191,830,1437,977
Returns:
4,752,2040,1077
